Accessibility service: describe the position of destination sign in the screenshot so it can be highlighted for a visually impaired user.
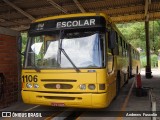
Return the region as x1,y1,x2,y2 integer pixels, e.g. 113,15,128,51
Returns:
56,19,96,28
29,16,106,35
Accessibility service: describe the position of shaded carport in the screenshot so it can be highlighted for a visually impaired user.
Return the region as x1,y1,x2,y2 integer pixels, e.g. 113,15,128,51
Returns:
0,0,159,108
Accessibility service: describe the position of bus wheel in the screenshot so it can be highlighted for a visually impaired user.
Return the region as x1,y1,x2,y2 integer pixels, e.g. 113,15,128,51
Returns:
126,67,129,84
116,71,121,97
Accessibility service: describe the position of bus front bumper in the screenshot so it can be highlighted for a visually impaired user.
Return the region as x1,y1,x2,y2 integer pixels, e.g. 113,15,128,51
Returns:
22,91,108,108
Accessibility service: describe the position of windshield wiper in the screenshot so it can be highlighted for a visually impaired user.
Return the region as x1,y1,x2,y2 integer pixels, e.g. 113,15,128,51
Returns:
28,61,41,72
58,30,80,72
59,48,80,72
33,64,41,72
30,61,41,72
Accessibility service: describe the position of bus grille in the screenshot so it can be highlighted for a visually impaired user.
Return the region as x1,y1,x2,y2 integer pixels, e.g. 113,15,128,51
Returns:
43,96,75,100
44,83,73,89
36,96,82,100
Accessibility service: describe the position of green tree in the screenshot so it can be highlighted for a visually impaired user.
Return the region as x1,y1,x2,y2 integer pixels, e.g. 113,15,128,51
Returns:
116,21,160,68
21,32,28,65
151,54,158,67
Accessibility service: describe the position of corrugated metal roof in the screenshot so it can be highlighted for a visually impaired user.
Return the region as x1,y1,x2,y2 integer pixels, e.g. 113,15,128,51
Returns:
0,0,159,31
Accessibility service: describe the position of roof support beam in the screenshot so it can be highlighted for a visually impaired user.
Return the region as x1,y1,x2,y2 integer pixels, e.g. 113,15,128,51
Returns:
145,0,151,21
0,18,5,22
2,0,35,21
73,0,86,13
11,25,30,31
145,0,149,16
47,0,67,13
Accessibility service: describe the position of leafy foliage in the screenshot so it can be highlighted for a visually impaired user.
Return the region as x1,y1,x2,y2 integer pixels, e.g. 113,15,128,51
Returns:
116,21,160,68
21,32,27,52
116,21,160,54
141,54,158,68
21,32,27,64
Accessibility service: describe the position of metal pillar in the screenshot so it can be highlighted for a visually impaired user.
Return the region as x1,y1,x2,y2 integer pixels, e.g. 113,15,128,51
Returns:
145,21,152,78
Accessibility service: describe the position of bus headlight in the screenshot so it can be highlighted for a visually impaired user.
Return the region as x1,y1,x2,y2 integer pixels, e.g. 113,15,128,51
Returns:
34,84,39,88
26,83,32,88
79,84,86,90
88,84,96,90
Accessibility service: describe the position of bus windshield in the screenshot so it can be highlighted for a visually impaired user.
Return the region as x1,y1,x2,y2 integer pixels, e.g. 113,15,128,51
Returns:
24,30,105,69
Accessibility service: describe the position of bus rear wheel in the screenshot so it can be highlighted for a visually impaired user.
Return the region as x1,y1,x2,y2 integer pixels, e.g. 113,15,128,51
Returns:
116,71,121,97
125,67,129,84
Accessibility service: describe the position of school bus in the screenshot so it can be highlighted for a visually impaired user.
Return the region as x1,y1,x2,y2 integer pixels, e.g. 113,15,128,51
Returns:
21,13,140,108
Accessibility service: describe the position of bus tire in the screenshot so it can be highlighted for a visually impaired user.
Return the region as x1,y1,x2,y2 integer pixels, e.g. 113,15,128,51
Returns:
116,71,121,97
126,67,129,84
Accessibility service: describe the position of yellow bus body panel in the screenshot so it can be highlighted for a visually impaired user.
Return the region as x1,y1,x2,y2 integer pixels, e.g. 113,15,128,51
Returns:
21,69,112,108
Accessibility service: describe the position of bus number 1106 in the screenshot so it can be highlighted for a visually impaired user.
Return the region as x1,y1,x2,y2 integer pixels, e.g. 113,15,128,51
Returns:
22,75,38,82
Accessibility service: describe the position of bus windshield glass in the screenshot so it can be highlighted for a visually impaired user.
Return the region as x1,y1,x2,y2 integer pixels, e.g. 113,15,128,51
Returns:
24,30,105,69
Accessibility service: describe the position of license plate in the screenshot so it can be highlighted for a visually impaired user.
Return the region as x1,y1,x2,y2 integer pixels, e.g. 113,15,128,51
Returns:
51,102,65,107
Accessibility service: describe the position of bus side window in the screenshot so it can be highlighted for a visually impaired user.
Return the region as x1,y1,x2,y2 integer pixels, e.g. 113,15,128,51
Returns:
132,49,134,59
122,39,124,56
126,43,128,57
123,41,126,57
107,32,111,53
133,49,135,59
112,32,119,55
118,36,122,56
107,31,114,73
136,52,138,60
125,42,127,57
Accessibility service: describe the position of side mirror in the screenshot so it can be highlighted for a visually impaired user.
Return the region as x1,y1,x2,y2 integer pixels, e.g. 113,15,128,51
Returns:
108,30,116,49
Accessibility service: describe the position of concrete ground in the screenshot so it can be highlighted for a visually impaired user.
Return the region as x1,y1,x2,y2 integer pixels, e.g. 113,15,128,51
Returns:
76,68,160,120
0,68,160,120
140,68,160,120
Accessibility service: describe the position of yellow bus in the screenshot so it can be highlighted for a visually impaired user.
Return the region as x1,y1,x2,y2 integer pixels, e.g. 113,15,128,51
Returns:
21,13,140,108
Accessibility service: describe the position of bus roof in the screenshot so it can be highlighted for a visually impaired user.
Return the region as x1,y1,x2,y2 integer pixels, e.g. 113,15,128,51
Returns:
33,13,112,23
